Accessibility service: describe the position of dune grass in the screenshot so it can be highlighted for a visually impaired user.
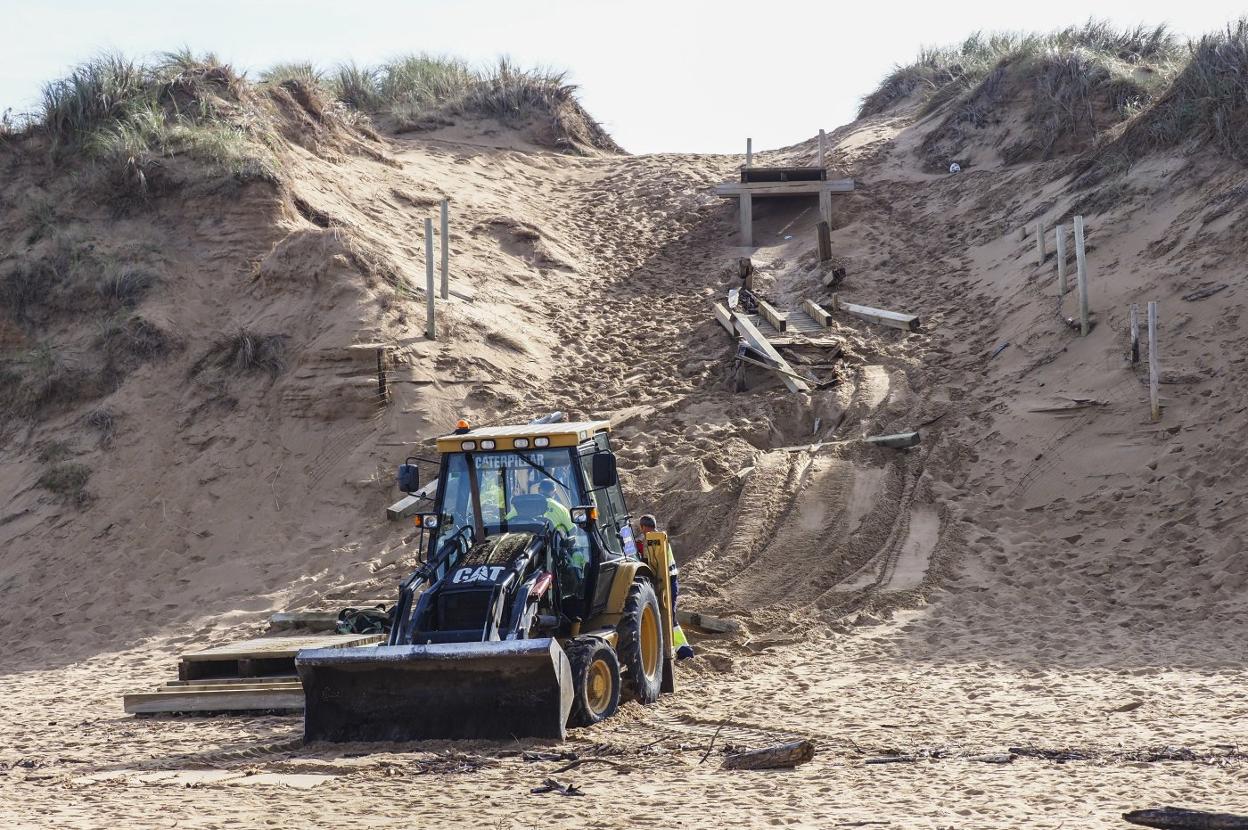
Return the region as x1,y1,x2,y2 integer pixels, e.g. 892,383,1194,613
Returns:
319,54,579,129
859,21,1183,119
1125,20,1248,160
34,51,279,195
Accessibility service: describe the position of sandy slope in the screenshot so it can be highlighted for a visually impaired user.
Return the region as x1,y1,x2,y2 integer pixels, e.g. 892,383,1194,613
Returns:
2,92,1247,828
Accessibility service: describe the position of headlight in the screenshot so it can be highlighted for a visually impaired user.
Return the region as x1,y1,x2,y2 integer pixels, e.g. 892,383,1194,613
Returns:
461,440,476,450
513,438,530,449
480,439,496,450
533,437,550,448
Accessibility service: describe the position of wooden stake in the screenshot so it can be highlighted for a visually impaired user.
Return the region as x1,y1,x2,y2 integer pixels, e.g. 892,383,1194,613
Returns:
817,129,826,168
817,220,832,262
739,193,753,247
424,217,436,340
1129,303,1140,364
745,137,753,168
1074,215,1089,336
1055,225,1067,295
1148,301,1159,421
439,199,449,300
1036,222,1046,265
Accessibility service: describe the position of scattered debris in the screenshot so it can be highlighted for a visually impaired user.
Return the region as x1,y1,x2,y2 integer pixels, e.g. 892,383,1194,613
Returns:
1181,284,1228,302
722,739,815,770
989,342,1009,360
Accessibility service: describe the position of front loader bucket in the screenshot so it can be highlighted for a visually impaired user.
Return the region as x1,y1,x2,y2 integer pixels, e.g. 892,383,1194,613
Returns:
296,638,573,743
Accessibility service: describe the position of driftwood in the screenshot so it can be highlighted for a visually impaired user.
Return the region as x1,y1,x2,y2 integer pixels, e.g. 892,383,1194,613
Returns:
864,754,922,764
1123,808,1248,830
1181,284,1228,302
722,740,815,770
552,757,634,775
530,777,585,796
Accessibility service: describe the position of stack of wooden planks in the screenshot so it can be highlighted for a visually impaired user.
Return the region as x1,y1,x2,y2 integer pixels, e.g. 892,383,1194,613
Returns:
122,632,382,715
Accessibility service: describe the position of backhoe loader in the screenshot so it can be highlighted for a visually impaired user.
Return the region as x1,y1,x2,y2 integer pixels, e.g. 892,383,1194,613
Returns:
296,418,675,742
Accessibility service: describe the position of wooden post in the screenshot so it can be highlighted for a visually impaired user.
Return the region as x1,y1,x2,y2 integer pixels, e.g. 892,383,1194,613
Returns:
1148,301,1159,421
1074,215,1089,336
1055,224,1068,296
439,199,449,300
817,129,826,168
424,217,436,340
1129,303,1140,364
1035,222,1046,265
817,221,832,262
739,193,753,247
818,189,832,226
745,137,753,168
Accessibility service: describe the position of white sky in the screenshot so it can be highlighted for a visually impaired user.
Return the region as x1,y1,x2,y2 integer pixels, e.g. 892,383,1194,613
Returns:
1,0,1243,154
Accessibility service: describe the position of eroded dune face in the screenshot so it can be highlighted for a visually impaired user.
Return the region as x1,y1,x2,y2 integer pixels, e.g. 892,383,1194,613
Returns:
2,37,1247,828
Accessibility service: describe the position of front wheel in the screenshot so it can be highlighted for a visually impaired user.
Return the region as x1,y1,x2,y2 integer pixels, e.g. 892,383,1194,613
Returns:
617,579,664,703
567,638,621,727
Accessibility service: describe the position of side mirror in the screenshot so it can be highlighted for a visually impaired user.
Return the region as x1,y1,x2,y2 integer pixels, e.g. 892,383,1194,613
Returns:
397,458,421,494
591,452,618,488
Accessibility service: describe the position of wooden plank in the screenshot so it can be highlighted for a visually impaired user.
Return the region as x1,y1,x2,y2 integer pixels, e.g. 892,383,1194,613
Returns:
864,431,921,449
1035,221,1046,265
715,179,855,197
756,298,788,333
833,296,920,331
817,129,826,168
164,675,299,688
387,494,422,520
160,681,302,693
730,312,810,393
181,634,381,662
124,687,305,715
803,299,833,327
713,302,735,335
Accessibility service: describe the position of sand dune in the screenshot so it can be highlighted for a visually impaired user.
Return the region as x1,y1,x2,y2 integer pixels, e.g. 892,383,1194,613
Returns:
2,36,1248,828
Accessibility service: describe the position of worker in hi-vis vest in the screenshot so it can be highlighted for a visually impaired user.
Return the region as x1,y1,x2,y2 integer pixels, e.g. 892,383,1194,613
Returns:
638,514,695,660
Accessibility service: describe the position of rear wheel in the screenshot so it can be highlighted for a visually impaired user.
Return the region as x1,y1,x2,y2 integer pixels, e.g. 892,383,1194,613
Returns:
617,578,664,703
567,638,621,727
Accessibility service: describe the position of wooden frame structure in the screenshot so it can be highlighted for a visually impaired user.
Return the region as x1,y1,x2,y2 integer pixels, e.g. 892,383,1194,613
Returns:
717,131,854,247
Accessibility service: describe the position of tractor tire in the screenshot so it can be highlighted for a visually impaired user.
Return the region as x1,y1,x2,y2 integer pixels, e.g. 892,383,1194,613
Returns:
616,578,664,704
567,637,621,727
